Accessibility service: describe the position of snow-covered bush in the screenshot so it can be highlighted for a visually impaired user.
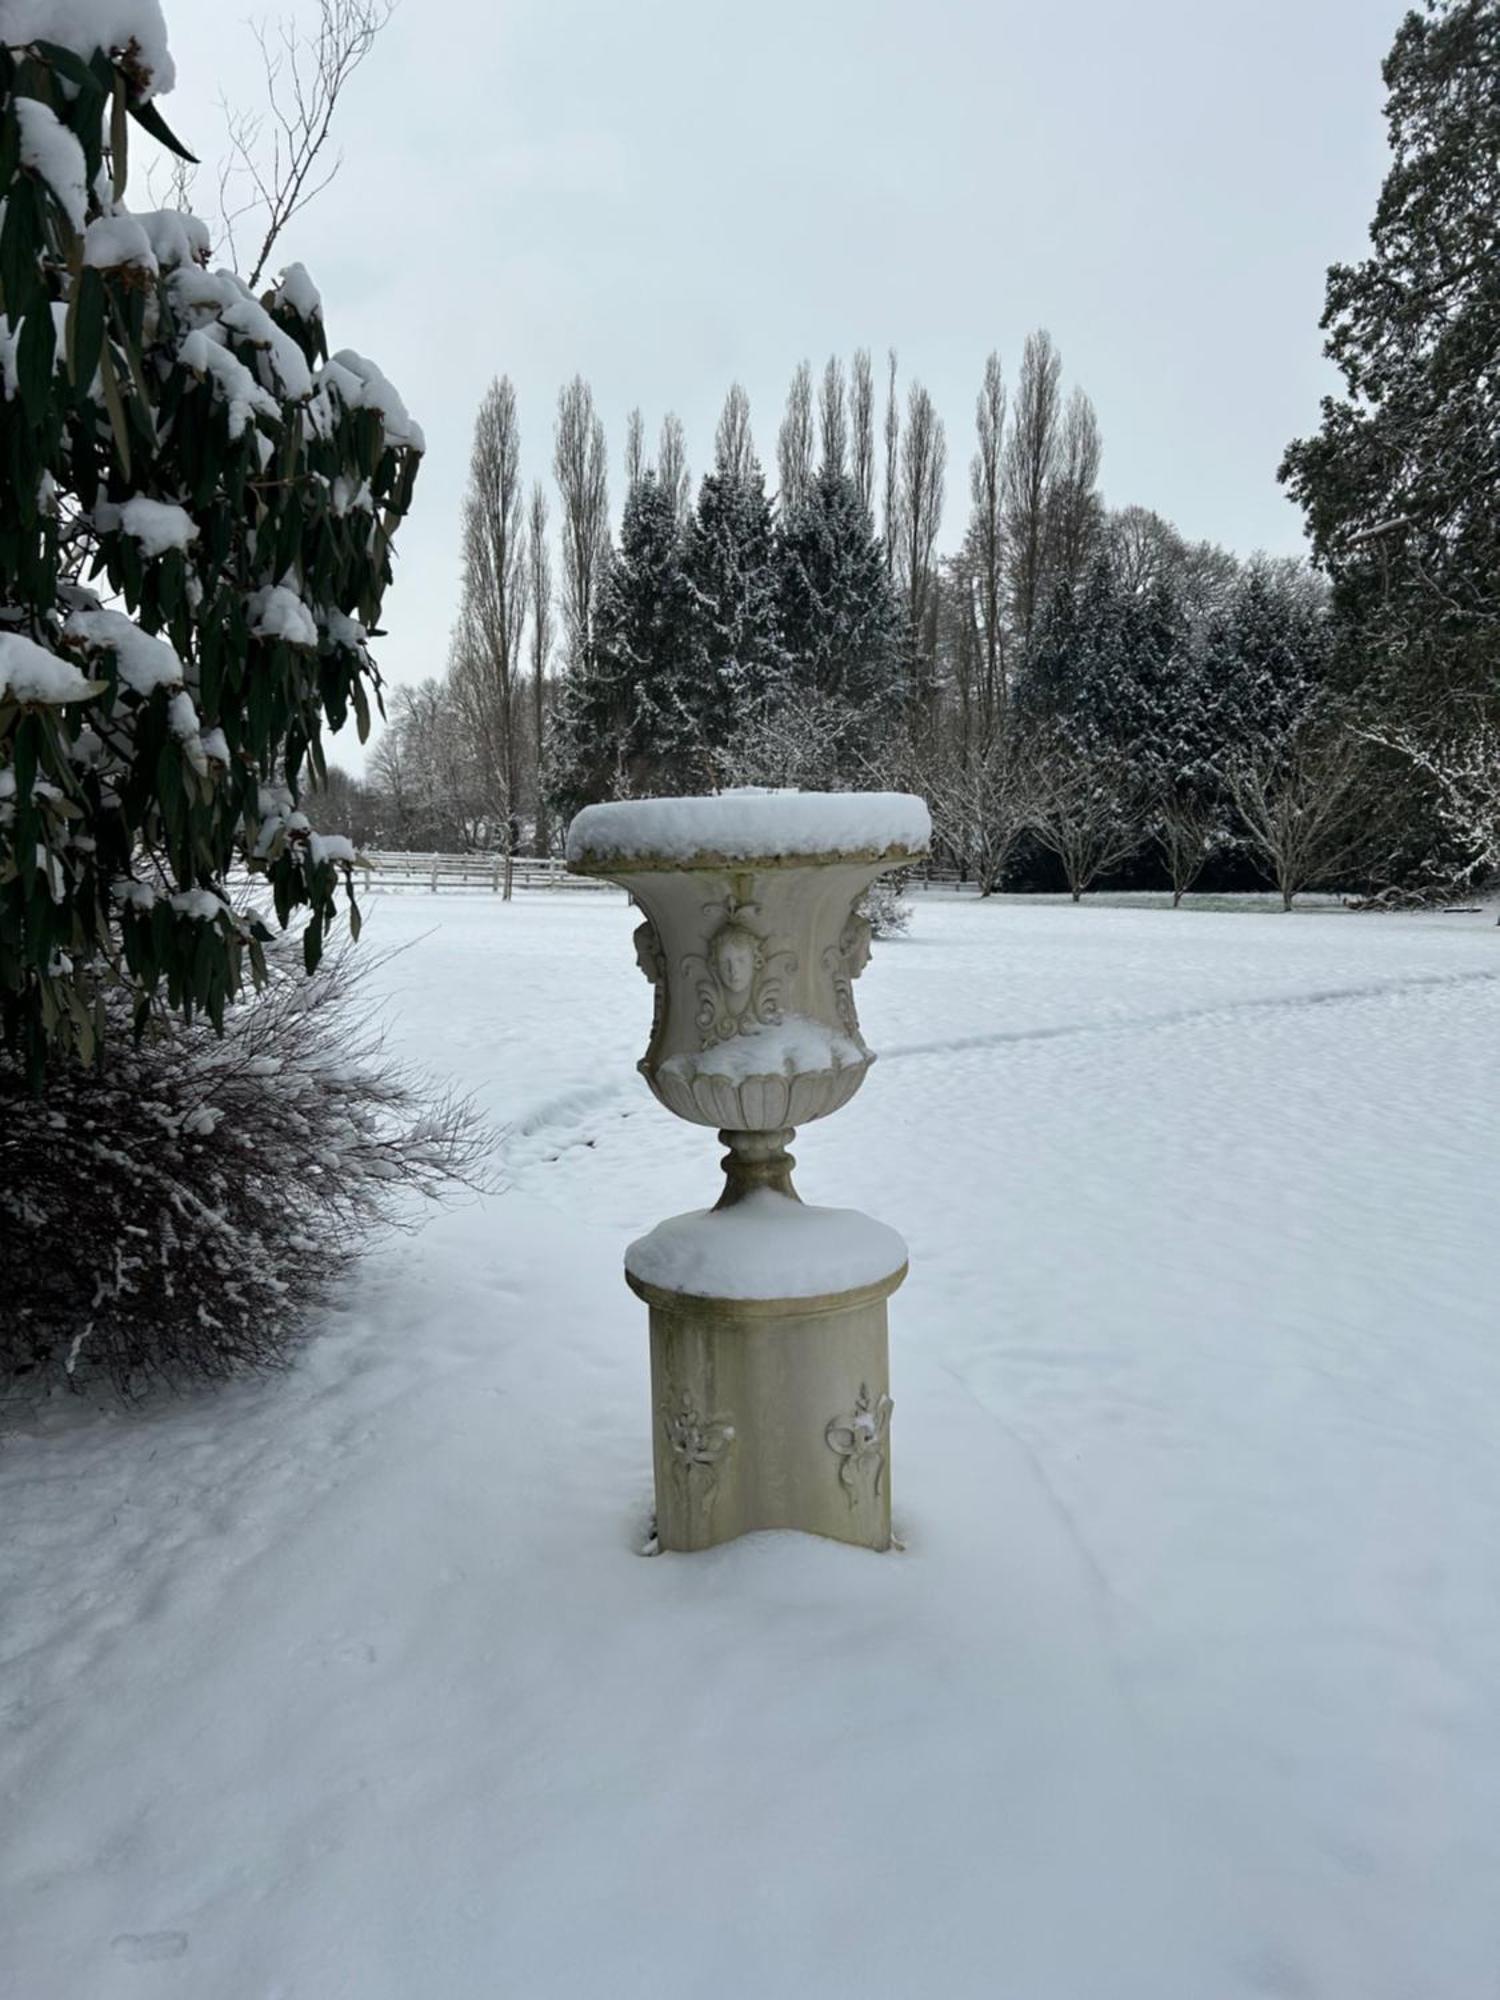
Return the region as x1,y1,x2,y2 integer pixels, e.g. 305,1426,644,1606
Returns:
859,872,910,939
0,8,421,1080
0,929,487,1394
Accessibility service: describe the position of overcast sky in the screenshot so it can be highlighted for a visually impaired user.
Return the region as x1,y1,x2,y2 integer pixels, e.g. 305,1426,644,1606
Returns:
156,0,1394,761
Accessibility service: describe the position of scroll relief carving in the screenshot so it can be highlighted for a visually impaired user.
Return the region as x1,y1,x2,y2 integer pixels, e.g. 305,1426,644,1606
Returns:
682,896,797,1048
822,910,873,1043
660,1391,736,1526
825,1382,893,1507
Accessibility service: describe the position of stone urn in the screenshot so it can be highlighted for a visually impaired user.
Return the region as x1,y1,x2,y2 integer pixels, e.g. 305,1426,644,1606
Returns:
567,789,929,1553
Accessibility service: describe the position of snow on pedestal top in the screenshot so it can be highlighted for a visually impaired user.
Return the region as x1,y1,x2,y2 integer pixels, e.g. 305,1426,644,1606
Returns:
625,1189,908,1302
567,788,931,868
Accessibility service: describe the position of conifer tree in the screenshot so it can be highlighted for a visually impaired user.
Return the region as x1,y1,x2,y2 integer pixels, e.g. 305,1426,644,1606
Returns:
1281,0,1500,727
682,450,785,757
549,474,701,813
777,468,904,764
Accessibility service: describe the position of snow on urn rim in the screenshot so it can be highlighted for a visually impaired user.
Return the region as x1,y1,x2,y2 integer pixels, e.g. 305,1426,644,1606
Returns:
565,788,931,871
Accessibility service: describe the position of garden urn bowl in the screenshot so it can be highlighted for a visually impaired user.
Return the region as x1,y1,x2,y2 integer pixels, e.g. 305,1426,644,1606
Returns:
566,788,929,1552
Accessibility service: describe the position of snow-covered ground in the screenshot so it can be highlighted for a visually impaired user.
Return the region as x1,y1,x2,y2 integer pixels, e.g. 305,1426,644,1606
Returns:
4,893,1499,1999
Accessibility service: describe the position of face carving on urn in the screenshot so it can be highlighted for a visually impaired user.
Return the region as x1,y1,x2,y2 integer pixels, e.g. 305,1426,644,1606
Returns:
709,922,759,1005
684,896,797,1049
633,919,667,1042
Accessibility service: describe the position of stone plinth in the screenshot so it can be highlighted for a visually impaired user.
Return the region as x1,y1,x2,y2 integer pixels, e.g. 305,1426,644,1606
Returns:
626,1177,907,1552
630,1271,904,1554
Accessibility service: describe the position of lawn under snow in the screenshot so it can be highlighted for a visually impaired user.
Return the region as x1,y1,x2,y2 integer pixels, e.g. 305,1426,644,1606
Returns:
4,891,1500,1999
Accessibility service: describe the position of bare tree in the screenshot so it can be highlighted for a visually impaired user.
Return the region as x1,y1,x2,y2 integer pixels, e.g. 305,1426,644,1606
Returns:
883,348,900,570
1047,387,1102,591
777,361,815,513
1003,328,1063,648
898,381,947,694
1028,731,1144,900
449,377,526,891
1108,504,1186,599
369,680,486,851
712,688,862,792
819,356,847,477
714,383,755,481
214,0,396,286
527,481,553,857
924,727,1037,895
969,351,1007,742
553,376,610,674
623,407,645,495
658,411,690,523
1228,723,1383,909
849,348,876,520
1153,791,1217,907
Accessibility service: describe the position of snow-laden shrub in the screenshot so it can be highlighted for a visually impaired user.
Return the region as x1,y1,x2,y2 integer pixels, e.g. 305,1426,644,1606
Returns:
0,931,488,1395
0,17,421,1080
860,872,910,939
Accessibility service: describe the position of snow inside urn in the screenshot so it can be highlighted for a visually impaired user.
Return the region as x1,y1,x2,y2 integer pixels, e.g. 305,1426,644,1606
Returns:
566,789,930,1134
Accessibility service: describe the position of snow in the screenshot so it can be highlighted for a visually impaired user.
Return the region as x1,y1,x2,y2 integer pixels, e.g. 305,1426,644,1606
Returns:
659,1011,864,1085
4,893,1500,1998
64,606,183,693
568,787,931,865
167,887,228,922
309,831,358,867
177,327,279,440
0,628,97,702
315,348,426,452
136,208,210,271
270,260,323,322
171,268,313,403
247,582,318,649
627,1188,906,1299
0,0,175,94
96,494,198,556
12,93,87,230
81,215,156,272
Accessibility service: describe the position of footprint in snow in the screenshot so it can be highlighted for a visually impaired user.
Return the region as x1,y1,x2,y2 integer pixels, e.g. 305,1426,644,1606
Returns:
111,1931,189,1962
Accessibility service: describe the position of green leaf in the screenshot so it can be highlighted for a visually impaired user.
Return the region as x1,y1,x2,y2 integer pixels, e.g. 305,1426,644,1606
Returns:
110,73,128,204
125,95,198,164
15,298,56,423
97,342,133,482
30,40,100,94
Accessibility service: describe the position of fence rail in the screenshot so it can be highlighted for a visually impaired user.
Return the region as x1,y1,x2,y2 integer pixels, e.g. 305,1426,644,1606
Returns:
352,852,617,894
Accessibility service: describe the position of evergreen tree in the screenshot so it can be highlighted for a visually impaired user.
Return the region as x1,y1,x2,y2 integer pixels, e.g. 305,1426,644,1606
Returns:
776,467,903,762
1280,0,1500,727
548,474,701,814
1194,563,1328,770
0,28,420,1079
1021,550,1189,789
682,456,786,756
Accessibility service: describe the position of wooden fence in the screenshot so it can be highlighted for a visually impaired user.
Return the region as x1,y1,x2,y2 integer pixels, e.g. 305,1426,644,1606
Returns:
352,852,617,894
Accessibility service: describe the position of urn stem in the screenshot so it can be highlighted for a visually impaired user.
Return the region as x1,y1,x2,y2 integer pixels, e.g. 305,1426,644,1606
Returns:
715,1127,799,1207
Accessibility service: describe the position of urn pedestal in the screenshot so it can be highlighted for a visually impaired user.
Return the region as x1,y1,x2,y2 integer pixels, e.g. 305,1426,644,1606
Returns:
567,790,929,1554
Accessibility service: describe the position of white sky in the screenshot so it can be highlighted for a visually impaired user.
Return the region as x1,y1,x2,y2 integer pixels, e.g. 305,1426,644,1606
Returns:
154,0,1394,757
